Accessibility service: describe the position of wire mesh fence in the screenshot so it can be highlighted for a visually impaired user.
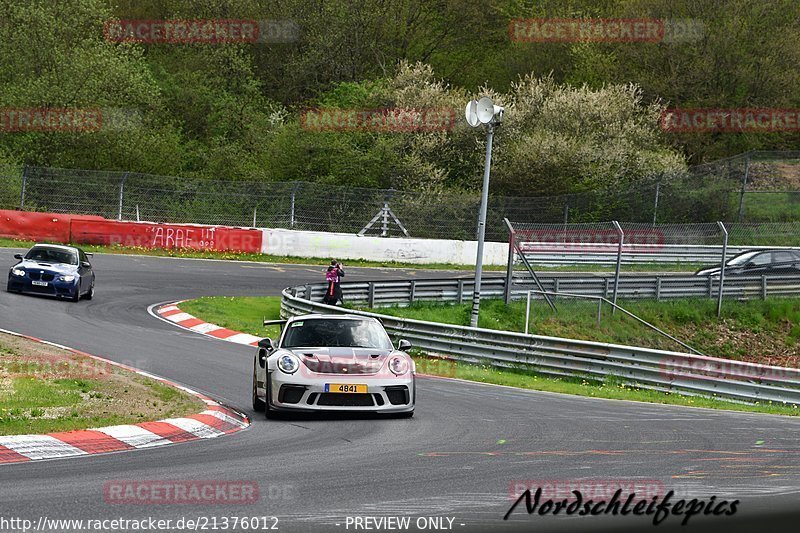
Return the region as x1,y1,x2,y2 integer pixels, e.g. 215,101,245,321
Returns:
1,150,799,240
505,218,800,314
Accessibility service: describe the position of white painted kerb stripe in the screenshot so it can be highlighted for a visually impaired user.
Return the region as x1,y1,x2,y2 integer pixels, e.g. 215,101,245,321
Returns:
225,333,262,345
164,312,193,323
161,418,224,439
96,425,172,449
189,323,223,334
0,435,87,460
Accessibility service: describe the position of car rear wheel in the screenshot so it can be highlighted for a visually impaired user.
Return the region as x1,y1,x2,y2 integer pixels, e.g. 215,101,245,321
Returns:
252,362,265,412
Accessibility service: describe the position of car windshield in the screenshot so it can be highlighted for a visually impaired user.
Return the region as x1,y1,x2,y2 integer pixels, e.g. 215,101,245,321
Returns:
281,319,392,350
25,247,78,265
726,251,761,266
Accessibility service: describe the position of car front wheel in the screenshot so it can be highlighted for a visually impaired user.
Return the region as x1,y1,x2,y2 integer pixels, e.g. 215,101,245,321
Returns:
84,282,94,300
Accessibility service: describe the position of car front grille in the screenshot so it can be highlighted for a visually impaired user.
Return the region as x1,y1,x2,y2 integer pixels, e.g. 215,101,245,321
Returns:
316,393,376,407
385,386,410,405
27,272,55,282
29,284,55,294
278,385,306,404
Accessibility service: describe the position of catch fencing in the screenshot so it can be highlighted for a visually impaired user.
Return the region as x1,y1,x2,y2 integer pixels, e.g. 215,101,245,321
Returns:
2,150,800,241
505,219,800,314
280,279,800,405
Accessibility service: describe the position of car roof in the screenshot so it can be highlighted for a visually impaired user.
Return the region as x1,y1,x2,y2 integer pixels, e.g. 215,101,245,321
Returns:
29,244,79,252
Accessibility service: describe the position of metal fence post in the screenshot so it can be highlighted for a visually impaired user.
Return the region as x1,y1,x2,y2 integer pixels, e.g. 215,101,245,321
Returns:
117,172,129,221
19,165,27,210
252,206,257,227
368,282,375,308
503,218,516,304
457,279,464,304
716,221,728,317
409,280,416,303
652,180,660,226
611,221,624,314
290,182,298,229
761,276,767,299
563,203,569,225
737,152,751,222
525,290,531,334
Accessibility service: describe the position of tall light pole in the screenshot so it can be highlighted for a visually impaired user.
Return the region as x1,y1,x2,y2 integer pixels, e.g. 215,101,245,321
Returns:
465,97,504,328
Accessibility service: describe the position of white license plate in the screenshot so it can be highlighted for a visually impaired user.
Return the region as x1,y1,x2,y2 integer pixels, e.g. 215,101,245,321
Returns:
31,281,48,287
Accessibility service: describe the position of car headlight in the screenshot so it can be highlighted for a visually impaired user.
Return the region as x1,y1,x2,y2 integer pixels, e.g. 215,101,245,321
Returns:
59,275,76,282
11,268,25,277
389,356,409,375
277,354,300,374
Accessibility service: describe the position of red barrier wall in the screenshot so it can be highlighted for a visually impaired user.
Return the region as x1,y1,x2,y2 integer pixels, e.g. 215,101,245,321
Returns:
0,210,103,243
0,210,262,254
70,219,262,253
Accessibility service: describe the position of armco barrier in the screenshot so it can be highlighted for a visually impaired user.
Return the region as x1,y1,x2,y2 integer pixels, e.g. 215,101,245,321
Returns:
70,219,262,253
280,280,800,405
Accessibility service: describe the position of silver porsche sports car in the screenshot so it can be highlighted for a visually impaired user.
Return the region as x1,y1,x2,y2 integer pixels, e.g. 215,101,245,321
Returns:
252,314,415,418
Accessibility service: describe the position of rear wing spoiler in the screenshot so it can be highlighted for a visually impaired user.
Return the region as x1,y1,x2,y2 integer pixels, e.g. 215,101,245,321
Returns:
263,319,287,327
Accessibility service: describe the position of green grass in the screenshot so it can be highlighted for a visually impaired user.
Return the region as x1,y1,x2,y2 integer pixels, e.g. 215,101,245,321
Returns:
180,296,284,340
0,236,703,272
177,295,799,416
421,357,799,416
0,334,204,435
366,298,800,364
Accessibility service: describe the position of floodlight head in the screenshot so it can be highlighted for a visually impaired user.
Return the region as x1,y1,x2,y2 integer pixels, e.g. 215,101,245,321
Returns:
493,105,505,123
476,96,495,124
465,100,480,127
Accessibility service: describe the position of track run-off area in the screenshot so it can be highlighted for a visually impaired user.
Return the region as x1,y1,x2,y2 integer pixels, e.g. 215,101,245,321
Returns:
1,249,799,533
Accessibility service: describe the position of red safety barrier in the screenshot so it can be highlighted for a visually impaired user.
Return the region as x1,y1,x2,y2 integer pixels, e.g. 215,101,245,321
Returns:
0,210,103,243
70,219,262,253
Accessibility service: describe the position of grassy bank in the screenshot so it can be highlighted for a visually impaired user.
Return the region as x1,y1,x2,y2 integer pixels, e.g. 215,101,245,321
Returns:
177,295,799,416
0,237,701,272
0,333,204,435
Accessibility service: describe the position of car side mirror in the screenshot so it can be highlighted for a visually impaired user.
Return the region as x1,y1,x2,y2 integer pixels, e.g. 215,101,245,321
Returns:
85,253,93,258
13,254,22,260
81,261,91,268
258,337,275,351
397,339,412,351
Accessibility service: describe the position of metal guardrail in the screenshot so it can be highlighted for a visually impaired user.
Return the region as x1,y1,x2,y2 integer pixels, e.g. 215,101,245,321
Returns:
513,273,800,301
280,279,800,405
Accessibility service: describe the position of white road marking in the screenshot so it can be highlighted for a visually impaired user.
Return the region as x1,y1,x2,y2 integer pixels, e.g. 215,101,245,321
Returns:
0,435,87,460
95,425,173,448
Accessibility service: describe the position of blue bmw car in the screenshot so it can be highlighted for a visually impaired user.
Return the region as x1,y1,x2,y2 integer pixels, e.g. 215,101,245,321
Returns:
7,244,95,302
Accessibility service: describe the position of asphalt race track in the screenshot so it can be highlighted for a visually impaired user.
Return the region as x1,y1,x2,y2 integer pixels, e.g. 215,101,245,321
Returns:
1,249,799,533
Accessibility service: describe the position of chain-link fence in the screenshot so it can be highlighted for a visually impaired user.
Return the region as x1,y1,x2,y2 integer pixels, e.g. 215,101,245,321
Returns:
1,150,799,240
505,219,800,315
